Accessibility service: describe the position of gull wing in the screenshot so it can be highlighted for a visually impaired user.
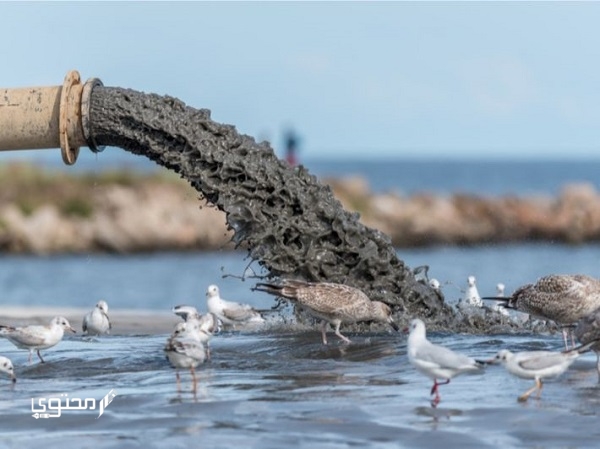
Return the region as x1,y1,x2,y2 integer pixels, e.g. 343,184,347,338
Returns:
415,342,478,370
518,352,569,371
3,325,49,346
222,304,260,322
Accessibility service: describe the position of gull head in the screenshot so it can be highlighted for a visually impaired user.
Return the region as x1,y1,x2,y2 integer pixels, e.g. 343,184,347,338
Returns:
467,276,477,287
0,357,16,383
429,278,441,290
51,316,76,334
206,284,220,299
486,349,512,365
496,283,505,296
406,318,427,338
370,302,399,331
96,300,109,314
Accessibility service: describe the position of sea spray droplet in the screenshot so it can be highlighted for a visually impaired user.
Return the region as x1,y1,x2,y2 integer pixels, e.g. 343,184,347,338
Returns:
87,86,453,329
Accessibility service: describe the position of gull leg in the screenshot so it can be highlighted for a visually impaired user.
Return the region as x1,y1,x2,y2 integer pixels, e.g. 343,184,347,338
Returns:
36,350,45,364
176,371,181,393
518,378,542,402
28,351,32,365
190,367,197,396
561,328,570,350
535,378,544,399
430,379,450,406
321,321,329,345
334,321,351,345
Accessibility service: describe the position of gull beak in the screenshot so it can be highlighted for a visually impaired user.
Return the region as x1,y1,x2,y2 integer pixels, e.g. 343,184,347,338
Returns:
11,374,16,383
388,318,400,332
68,326,76,334
484,357,499,365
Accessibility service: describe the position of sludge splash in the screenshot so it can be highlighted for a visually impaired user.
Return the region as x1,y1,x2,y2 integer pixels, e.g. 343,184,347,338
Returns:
88,86,456,329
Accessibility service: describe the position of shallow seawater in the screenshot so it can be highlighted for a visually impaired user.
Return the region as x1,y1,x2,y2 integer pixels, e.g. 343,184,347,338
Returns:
1,329,599,449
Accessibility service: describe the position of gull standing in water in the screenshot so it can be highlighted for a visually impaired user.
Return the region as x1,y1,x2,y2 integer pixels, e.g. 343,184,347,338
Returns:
206,284,265,328
254,279,399,345
82,300,112,336
164,321,207,394
407,318,484,406
483,274,600,349
574,307,600,381
0,317,76,363
0,356,16,383
487,341,596,402
172,304,219,359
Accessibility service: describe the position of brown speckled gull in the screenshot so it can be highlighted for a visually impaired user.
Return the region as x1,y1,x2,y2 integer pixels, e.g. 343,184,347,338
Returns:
574,306,600,381
485,274,600,349
253,279,399,344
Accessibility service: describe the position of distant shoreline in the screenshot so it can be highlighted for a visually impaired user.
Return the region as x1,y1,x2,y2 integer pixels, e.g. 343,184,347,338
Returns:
2,162,600,253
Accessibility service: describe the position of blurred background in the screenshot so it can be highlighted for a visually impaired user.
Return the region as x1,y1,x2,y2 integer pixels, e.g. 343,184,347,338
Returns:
1,2,600,311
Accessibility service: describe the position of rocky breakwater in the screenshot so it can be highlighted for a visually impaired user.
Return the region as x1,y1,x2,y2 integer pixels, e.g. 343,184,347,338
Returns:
1,164,600,254
327,177,600,247
0,164,232,254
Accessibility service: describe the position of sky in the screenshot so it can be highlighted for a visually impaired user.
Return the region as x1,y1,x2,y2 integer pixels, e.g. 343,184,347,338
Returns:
2,2,600,161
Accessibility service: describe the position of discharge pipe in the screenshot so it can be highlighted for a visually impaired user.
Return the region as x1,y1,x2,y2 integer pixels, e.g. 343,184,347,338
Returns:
0,70,104,165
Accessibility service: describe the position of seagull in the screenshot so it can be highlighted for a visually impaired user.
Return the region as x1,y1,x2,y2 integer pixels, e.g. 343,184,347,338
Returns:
0,356,16,383
483,274,600,349
171,305,220,359
459,275,482,308
172,304,202,322
254,279,399,345
407,318,485,406
496,283,506,297
164,321,207,394
0,316,76,364
82,300,111,336
486,341,597,402
490,283,510,316
574,306,600,381
428,278,445,303
206,284,265,328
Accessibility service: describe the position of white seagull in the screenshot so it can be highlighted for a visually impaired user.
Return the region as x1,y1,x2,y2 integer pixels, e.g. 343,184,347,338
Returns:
0,356,16,383
82,300,111,336
407,318,485,406
460,275,483,308
164,321,207,394
206,284,265,328
171,304,220,359
0,316,76,364
491,283,510,316
486,341,596,402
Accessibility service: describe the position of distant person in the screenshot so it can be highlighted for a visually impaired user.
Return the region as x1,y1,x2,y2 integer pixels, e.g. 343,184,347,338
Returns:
284,129,300,166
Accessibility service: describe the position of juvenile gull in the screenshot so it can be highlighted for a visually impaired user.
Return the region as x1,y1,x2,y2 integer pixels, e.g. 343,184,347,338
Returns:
164,321,207,394
0,356,16,383
574,306,600,381
407,318,484,406
171,305,219,359
483,274,600,349
82,300,111,336
206,284,265,328
487,341,596,402
0,317,76,364
254,279,399,345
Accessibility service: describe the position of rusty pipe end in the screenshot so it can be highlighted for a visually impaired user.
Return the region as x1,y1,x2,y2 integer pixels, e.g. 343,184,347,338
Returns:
59,70,105,165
